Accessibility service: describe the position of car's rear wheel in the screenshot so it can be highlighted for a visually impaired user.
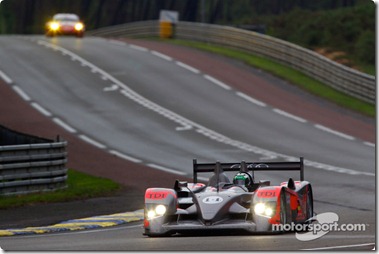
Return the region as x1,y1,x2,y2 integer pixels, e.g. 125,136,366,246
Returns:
280,190,288,225
306,187,314,220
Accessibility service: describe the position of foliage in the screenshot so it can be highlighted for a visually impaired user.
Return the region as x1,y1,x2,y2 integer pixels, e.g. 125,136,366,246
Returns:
0,169,120,209
262,3,375,67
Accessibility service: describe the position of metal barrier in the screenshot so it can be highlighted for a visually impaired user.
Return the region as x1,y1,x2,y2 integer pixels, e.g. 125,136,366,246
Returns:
88,20,375,104
0,125,67,196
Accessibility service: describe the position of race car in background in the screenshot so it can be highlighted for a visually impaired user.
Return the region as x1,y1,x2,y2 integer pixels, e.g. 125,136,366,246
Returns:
45,13,85,38
143,158,313,236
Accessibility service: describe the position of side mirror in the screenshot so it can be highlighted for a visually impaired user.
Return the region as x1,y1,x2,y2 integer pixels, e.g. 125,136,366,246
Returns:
258,180,270,186
174,180,188,191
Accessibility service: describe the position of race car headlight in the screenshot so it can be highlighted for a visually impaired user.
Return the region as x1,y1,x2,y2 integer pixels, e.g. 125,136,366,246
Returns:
147,210,156,219
75,23,84,31
264,207,274,217
254,203,266,214
155,204,167,216
147,205,167,219
254,203,274,217
49,22,60,31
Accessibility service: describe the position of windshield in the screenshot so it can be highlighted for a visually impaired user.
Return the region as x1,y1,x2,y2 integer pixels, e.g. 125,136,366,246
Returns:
53,15,79,22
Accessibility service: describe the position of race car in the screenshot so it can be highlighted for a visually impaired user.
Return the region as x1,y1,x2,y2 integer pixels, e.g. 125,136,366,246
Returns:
143,158,313,236
45,13,85,38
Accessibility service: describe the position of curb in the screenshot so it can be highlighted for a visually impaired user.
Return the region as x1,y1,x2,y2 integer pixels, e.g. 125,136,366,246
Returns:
0,209,144,237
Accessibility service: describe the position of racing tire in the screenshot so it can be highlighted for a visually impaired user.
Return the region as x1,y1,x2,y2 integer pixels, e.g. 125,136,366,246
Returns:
297,187,314,232
303,187,314,232
280,190,288,226
306,187,314,220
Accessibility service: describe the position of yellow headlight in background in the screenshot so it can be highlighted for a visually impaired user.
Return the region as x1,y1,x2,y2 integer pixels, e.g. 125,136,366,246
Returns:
49,22,60,31
75,23,84,31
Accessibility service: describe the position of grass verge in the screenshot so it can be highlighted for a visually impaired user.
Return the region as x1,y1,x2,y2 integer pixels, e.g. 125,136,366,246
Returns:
0,169,120,209
167,39,375,118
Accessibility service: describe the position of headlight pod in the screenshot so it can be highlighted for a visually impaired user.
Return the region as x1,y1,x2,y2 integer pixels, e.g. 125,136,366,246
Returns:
254,203,274,217
147,205,167,219
74,23,84,31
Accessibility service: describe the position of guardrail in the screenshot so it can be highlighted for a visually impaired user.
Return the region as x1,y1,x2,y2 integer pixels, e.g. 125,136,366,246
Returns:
0,125,67,196
88,20,375,104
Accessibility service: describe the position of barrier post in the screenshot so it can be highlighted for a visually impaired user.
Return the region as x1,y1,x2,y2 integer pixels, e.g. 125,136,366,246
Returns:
159,21,173,38
159,10,178,39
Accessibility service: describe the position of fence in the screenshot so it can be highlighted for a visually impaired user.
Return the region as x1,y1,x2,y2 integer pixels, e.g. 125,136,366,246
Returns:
88,20,375,104
0,125,67,196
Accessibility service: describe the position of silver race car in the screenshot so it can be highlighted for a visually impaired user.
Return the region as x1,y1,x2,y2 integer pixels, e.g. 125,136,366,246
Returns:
143,158,313,236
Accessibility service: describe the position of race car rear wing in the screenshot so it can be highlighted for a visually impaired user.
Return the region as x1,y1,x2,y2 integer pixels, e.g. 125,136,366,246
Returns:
193,157,304,183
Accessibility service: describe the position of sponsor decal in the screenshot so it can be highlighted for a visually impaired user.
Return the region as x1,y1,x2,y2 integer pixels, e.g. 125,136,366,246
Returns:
145,190,175,200
257,190,276,198
202,196,224,204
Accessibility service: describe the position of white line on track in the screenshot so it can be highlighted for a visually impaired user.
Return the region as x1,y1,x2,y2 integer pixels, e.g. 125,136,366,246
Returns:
109,150,142,163
302,242,375,250
203,74,231,90
129,44,148,52
52,118,77,133
235,91,267,107
103,84,119,92
0,70,13,84
147,163,187,175
108,40,127,47
37,40,374,178
314,124,355,141
31,102,52,117
175,61,200,74
150,50,173,61
12,85,31,101
363,141,375,147
141,47,375,150
176,125,193,131
273,108,307,123
79,135,107,149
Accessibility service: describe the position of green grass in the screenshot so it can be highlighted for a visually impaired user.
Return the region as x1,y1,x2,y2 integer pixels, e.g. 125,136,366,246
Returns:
0,169,120,209
166,39,375,118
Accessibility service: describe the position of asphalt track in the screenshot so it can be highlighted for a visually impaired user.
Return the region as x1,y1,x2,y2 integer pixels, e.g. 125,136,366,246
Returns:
0,35,375,251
